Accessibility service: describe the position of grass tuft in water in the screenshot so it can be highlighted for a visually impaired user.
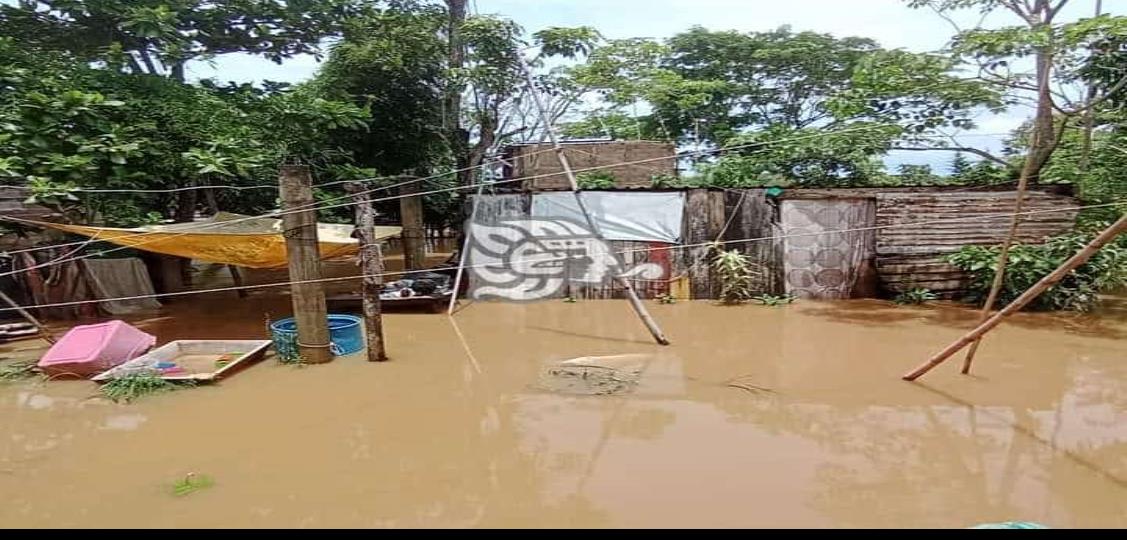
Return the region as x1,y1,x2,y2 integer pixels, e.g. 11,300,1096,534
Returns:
101,371,194,403
0,359,39,382
171,472,214,497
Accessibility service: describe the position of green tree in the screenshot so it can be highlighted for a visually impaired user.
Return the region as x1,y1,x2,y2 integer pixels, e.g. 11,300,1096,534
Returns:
902,1,1127,178
949,151,972,180
0,0,369,80
896,164,941,185
0,37,368,225
697,123,900,187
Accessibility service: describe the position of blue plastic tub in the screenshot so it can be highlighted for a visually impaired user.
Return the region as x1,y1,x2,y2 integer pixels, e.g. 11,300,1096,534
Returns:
270,314,364,359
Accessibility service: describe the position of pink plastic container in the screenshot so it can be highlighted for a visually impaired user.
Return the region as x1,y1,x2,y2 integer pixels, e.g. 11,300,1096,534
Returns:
38,321,157,378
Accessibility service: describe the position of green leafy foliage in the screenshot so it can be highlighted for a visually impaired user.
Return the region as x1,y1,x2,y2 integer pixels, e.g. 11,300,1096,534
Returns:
0,1,368,77
0,36,368,225
947,225,1127,312
894,287,939,305
576,171,616,189
696,124,901,187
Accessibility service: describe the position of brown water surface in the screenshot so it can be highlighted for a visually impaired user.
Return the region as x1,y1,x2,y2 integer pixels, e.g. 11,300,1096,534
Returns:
1,295,1125,528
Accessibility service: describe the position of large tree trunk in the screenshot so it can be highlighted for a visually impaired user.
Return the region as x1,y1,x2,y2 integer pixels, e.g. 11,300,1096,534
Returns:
445,0,471,187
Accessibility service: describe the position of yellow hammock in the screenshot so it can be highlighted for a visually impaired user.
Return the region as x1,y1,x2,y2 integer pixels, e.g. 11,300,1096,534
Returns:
27,212,402,269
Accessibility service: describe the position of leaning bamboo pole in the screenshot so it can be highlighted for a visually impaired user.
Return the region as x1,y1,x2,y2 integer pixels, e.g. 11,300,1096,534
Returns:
518,56,670,345
903,213,1127,381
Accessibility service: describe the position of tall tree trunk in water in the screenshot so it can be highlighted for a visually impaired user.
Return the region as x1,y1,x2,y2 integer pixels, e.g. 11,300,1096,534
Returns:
445,0,470,187
961,3,1062,373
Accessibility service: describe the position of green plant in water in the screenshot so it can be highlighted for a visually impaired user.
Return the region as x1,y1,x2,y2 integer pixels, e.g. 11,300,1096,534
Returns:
656,293,676,304
947,223,1127,312
171,472,214,497
101,372,192,403
753,293,795,306
711,247,764,304
0,359,39,382
894,287,939,305
563,296,578,303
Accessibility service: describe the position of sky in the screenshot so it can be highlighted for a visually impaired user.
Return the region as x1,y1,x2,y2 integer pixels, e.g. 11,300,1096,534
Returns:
76,0,1127,172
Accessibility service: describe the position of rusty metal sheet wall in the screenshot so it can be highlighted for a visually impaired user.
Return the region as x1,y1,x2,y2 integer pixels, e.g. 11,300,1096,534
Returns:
874,191,1079,296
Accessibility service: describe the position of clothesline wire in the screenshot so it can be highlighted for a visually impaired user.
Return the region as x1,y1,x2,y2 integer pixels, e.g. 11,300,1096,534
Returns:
0,124,893,276
2,200,1121,314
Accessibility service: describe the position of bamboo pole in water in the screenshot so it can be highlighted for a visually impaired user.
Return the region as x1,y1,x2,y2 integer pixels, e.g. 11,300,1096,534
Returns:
903,214,1127,381
448,181,485,316
518,57,670,346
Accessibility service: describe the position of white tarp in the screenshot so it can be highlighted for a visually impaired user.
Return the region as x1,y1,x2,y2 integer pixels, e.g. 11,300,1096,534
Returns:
530,192,684,244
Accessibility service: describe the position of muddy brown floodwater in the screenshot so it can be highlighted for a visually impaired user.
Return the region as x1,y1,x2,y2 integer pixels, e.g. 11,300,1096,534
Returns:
1,294,1126,528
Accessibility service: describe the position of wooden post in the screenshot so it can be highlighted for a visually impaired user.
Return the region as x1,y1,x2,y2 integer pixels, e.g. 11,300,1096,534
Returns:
518,56,670,345
400,179,426,271
0,290,55,344
903,214,1127,381
347,183,388,362
279,165,332,364
227,265,248,298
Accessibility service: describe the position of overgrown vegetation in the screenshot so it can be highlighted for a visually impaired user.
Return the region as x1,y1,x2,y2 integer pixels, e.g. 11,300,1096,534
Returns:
948,224,1127,312
101,372,193,403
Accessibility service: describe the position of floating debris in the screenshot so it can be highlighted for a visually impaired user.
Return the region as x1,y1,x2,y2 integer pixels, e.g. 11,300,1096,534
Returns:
538,354,648,396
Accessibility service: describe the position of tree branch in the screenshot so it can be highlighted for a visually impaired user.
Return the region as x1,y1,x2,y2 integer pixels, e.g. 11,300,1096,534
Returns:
929,5,964,35
1064,73,1127,116
891,145,1010,166
1047,0,1071,22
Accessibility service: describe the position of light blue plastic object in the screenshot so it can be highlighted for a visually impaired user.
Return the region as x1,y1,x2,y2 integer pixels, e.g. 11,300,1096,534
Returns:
969,521,1049,529
270,314,364,358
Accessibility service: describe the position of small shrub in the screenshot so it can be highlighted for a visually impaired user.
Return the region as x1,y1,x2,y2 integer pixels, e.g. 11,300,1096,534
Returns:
947,223,1127,312
894,287,939,305
711,248,765,304
576,171,616,189
656,293,676,304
